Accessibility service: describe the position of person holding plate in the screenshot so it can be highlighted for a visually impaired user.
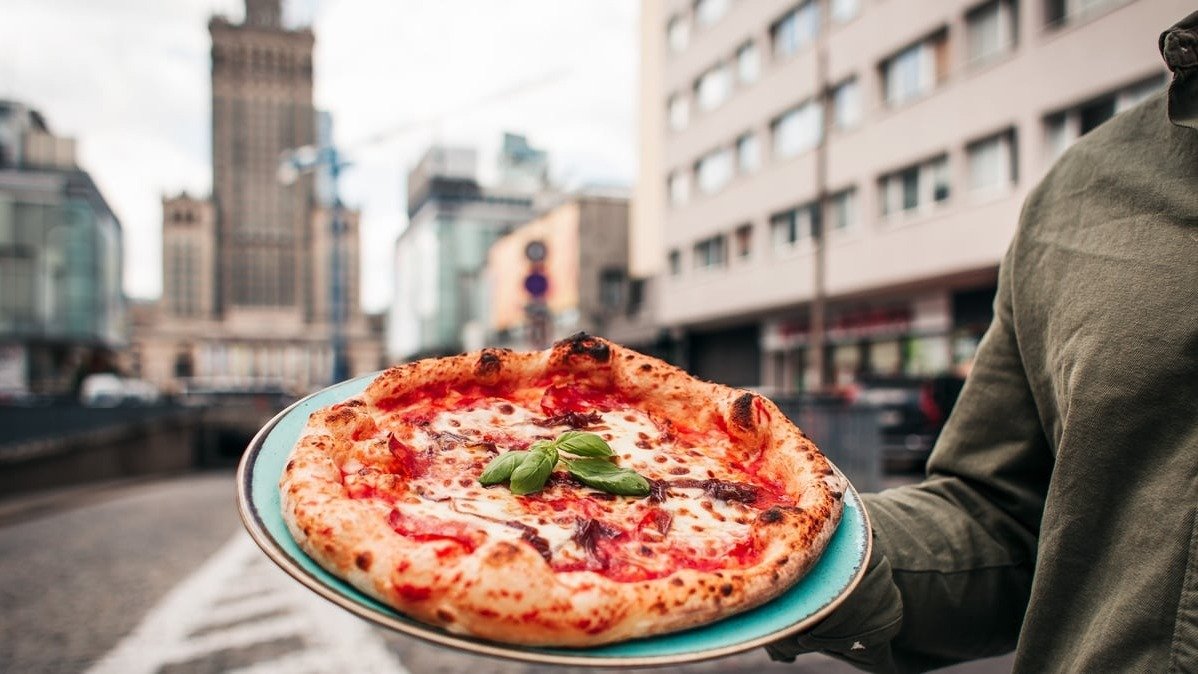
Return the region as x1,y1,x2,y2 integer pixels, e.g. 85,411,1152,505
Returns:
767,10,1198,673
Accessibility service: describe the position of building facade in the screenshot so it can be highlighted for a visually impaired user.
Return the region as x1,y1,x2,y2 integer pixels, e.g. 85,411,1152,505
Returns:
388,139,550,361
482,191,660,351
132,0,382,395
0,100,125,396
636,0,1181,391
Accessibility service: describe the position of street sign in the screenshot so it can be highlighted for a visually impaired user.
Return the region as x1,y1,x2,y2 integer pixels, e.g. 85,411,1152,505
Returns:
524,239,547,263
524,271,549,298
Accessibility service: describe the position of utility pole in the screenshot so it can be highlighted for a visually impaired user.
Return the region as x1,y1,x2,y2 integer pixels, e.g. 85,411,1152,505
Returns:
810,39,832,392
327,149,348,383
278,144,351,384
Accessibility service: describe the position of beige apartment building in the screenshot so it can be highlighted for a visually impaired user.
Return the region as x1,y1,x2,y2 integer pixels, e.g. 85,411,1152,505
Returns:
636,0,1185,391
481,191,660,352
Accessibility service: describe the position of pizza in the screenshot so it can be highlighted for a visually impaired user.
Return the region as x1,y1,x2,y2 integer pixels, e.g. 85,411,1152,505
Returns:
280,333,846,647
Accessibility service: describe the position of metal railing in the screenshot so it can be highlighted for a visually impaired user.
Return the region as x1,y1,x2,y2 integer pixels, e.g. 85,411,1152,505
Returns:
771,396,883,493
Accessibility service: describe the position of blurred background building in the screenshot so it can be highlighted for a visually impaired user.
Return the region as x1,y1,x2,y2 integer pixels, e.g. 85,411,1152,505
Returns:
0,100,125,398
634,0,1176,392
132,0,382,395
387,136,553,361
482,188,661,352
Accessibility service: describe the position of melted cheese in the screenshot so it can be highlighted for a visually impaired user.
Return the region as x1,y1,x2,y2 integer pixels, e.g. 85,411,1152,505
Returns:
366,392,770,579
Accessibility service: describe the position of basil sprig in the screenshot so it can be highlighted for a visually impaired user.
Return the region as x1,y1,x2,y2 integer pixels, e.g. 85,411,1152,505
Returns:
565,457,651,496
553,431,615,458
478,451,529,485
478,431,648,498
509,443,557,495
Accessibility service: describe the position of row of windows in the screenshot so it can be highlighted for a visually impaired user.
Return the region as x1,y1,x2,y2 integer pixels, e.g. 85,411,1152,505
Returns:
668,0,1130,142
167,240,201,318
667,0,861,57
666,0,1117,209
212,44,313,79
665,66,1164,279
668,0,1019,142
231,247,296,307
666,127,1019,275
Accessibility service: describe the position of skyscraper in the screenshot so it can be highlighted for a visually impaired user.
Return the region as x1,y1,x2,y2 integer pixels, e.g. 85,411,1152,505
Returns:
131,0,382,394
209,2,314,315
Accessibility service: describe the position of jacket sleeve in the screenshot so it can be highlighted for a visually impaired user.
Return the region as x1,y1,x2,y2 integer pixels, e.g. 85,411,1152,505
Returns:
767,225,1054,672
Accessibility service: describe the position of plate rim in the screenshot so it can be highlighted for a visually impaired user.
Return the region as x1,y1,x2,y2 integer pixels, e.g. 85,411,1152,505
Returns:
235,374,873,669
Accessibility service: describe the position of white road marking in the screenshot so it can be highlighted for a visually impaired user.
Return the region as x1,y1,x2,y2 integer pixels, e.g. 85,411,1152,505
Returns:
86,533,409,674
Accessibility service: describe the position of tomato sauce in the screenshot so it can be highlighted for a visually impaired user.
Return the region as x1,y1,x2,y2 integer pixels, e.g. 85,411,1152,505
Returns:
539,382,623,416
387,434,428,478
387,509,482,553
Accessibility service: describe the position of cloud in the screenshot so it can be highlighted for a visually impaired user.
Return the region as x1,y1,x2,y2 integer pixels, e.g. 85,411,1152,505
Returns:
0,0,636,310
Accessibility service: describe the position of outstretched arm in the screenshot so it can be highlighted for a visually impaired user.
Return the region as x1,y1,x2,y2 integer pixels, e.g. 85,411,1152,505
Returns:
768,227,1054,672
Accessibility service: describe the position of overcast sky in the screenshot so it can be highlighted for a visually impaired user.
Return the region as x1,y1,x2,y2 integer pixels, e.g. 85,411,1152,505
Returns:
0,0,638,311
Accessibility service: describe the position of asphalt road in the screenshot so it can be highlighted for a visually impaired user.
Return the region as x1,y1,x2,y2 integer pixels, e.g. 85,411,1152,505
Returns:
0,473,1014,673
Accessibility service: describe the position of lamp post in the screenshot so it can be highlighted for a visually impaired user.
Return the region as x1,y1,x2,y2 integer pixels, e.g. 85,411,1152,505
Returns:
278,144,351,384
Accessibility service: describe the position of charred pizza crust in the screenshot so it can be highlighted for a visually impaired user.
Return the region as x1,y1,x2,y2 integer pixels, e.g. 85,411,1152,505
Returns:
280,334,846,647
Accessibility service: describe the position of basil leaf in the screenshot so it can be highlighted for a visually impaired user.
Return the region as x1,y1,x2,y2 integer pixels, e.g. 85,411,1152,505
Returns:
564,457,651,497
553,431,614,458
528,439,554,454
509,445,557,495
478,451,529,486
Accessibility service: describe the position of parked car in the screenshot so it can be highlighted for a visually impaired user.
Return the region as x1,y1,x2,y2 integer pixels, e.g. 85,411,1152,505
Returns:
80,374,161,407
846,374,963,473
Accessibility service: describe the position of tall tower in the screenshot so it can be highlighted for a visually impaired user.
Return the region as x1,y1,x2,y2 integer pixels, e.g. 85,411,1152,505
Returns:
133,0,384,394
208,0,315,317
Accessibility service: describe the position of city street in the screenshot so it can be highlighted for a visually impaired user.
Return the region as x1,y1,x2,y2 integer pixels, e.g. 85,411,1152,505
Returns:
0,473,1014,674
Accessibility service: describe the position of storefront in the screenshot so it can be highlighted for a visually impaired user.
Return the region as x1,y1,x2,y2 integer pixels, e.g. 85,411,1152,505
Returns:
760,285,995,393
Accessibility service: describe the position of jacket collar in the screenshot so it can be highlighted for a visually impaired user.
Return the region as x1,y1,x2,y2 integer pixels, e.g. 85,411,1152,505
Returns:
1161,10,1198,129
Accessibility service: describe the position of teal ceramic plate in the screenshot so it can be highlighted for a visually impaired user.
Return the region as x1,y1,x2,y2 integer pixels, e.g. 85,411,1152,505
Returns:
237,372,871,668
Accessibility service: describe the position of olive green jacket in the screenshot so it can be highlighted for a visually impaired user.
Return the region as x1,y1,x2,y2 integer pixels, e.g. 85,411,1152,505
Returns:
767,16,1198,674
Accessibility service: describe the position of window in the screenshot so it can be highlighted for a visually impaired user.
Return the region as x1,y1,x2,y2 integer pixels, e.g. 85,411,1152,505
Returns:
1116,76,1166,111
966,0,1016,65
1045,0,1122,28
695,62,732,110
736,133,761,174
668,249,682,275
696,148,734,194
667,15,690,53
694,0,730,27
829,189,857,232
967,129,1017,192
599,268,624,310
0,245,35,321
772,1,821,60
772,100,823,158
626,278,644,316
930,156,951,203
1041,75,1166,162
770,203,818,250
1044,112,1074,162
832,78,862,130
694,235,727,269
736,41,760,84
734,223,753,259
879,155,951,216
881,32,948,106
668,171,691,206
668,94,690,131
831,0,860,23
